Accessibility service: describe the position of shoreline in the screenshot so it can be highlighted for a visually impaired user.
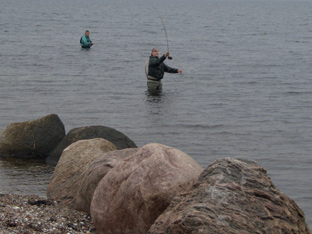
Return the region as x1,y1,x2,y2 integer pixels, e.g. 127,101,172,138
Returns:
0,194,95,233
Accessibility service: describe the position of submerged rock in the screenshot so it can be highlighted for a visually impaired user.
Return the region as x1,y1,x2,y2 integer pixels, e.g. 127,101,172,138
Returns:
148,158,311,234
46,125,137,165
90,143,203,234
0,114,65,159
47,138,116,208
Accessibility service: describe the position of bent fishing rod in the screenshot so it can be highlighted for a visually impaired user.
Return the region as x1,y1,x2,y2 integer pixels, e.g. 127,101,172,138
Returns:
159,16,172,60
145,4,173,78
150,2,173,60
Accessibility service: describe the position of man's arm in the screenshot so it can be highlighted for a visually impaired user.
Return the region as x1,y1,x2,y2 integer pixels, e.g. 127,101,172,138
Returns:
149,55,167,67
164,64,178,73
164,65,182,74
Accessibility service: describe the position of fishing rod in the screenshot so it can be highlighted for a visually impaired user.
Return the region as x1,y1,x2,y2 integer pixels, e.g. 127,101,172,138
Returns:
145,3,173,78
150,2,173,60
159,16,172,60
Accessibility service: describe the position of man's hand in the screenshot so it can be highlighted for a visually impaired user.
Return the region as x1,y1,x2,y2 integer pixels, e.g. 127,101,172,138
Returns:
165,51,170,57
178,69,182,74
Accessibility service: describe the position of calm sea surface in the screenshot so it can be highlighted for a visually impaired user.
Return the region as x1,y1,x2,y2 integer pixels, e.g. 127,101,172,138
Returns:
0,0,311,227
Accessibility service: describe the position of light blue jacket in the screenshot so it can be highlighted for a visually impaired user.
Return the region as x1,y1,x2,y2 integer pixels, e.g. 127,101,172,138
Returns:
80,35,92,48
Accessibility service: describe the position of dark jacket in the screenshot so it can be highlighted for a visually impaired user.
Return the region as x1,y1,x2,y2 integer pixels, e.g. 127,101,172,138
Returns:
148,55,178,81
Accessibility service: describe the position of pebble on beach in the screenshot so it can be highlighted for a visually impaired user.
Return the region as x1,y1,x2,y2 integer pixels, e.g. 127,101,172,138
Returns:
0,194,95,234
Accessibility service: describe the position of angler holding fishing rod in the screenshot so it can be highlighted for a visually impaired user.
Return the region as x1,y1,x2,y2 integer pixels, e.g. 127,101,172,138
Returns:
145,6,182,94
147,48,182,94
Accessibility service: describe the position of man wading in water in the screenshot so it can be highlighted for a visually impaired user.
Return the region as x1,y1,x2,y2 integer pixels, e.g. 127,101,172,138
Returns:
80,30,94,48
147,48,182,94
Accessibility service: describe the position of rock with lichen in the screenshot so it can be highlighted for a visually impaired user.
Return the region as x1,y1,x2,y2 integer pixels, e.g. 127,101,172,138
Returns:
0,114,65,159
148,158,311,234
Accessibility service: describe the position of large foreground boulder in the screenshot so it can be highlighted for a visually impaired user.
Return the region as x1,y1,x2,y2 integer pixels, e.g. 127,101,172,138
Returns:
47,138,116,206
90,143,203,234
73,148,139,213
46,125,137,165
0,114,65,159
148,158,311,234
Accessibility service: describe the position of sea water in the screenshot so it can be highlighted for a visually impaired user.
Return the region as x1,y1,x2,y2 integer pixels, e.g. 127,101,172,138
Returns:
0,0,311,228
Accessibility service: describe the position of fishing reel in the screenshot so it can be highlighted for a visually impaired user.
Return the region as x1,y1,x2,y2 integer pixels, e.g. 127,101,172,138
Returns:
166,52,172,60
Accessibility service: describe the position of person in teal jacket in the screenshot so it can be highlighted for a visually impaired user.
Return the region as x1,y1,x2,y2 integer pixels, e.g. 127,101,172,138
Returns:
80,30,94,48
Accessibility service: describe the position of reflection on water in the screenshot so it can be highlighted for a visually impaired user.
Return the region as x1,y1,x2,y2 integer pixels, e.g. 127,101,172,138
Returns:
145,90,163,102
144,90,168,117
0,158,54,198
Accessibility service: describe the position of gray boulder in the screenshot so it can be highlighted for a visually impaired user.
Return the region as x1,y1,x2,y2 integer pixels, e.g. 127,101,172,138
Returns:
148,158,311,234
90,143,203,234
46,125,137,165
72,148,139,213
47,138,117,207
0,114,65,159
